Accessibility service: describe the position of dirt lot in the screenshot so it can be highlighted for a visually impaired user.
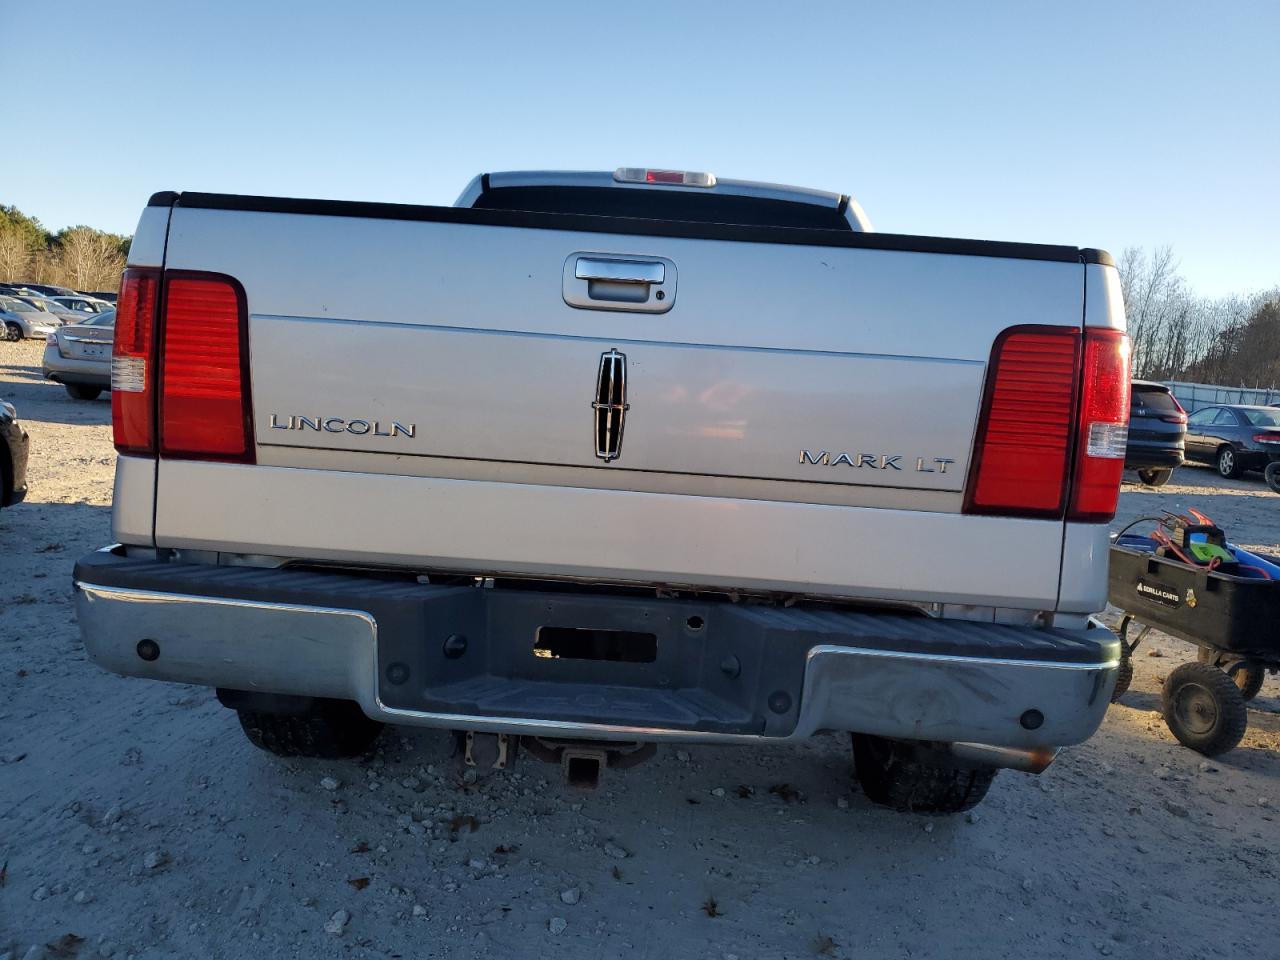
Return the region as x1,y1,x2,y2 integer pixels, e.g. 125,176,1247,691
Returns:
2,337,1277,960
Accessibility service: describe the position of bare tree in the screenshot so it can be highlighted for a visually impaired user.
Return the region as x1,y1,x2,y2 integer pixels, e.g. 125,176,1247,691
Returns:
51,227,127,291
0,224,32,282
1118,246,1186,378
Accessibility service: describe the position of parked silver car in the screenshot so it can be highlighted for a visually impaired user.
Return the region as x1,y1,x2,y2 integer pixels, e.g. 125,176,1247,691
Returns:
42,308,114,399
50,295,113,315
1,295,64,340
17,294,83,324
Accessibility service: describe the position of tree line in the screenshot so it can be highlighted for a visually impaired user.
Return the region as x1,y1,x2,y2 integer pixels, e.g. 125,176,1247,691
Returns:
1119,246,1279,387
0,204,131,293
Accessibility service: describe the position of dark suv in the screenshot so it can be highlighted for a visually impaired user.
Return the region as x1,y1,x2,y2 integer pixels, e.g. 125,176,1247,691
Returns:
1125,381,1186,486
1184,404,1280,478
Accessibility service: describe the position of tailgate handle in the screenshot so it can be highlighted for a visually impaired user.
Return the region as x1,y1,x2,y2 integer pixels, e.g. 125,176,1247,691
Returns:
575,258,665,284
563,253,676,314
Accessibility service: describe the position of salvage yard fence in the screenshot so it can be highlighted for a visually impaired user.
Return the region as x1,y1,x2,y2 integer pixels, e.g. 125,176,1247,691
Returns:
1160,380,1280,413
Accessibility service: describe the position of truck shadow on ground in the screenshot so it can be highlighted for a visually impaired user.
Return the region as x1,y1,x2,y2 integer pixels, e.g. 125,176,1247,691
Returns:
0,363,111,428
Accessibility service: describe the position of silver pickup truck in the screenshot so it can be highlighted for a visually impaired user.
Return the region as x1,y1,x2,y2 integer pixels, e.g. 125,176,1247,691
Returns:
75,168,1128,813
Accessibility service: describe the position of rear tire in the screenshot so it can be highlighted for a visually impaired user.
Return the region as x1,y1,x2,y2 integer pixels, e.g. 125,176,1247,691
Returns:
1137,467,1173,487
235,698,384,758
64,383,102,401
1265,462,1280,495
851,734,997,815
3,322,21,342
1161,662,1247,756
1217,447,1243,479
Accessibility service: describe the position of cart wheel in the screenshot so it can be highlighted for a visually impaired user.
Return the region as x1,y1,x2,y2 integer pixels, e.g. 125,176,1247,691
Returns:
1266,462,1280,495
1110,648,1134,702
1161,663,1248,756
1230,662,1266,702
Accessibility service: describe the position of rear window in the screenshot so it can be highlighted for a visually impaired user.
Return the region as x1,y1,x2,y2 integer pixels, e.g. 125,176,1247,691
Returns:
1132,385,1180,414
474,186,851,230
1241,408,1280,427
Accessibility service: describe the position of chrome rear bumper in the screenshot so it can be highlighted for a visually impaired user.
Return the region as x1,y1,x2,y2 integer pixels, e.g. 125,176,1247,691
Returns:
75,548,1118,751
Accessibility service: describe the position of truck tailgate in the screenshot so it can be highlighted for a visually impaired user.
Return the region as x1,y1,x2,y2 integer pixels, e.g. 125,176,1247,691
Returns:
148,199,1091,607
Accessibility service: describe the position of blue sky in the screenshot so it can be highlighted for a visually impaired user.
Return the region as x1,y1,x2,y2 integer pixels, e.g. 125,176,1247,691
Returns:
3,1,1277,297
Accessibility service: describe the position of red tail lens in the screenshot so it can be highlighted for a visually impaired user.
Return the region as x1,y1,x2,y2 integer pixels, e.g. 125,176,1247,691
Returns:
964,326,1081,518
1067,329,1131,521
159,273,254,462
1253,433,1280,444
1164,394,1188,423
111,268,160,454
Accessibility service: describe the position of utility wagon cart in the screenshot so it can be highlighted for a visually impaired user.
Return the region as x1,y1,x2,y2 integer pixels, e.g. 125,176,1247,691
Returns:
1108,513,1279,756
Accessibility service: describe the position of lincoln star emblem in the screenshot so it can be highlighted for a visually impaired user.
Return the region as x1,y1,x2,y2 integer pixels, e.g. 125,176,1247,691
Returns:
593,349,628,461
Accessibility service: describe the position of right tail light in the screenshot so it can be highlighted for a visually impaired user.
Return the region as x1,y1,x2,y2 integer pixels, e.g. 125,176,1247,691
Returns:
964,324,1130,523
1067,329,1131,521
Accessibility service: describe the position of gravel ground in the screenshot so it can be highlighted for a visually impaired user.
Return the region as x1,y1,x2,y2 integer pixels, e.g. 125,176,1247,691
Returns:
2,338,1277,960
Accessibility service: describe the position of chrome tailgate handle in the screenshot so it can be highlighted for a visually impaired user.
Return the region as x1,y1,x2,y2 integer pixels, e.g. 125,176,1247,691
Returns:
575,258,665,284
563,253,676,314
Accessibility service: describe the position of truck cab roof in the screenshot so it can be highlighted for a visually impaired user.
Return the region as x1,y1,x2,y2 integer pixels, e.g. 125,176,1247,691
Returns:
456,168,872,232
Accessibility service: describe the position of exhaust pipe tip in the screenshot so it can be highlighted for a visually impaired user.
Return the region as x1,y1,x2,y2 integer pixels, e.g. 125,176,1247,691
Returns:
949,742,1060,774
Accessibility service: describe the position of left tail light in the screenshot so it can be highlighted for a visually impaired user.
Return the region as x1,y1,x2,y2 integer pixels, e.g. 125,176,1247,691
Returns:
159,272,254,462
111,268,160,455
111,268,254,462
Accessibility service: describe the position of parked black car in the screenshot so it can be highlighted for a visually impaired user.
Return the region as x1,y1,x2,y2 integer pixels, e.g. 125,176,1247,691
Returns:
1184,404,1280,478
1,400,29,510
1125,380,1186,486
0,281,76,298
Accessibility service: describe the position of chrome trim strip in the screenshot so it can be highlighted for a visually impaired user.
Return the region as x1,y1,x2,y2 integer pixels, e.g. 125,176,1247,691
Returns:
75,581,379,631
251,313,984,366
802,643,1119,674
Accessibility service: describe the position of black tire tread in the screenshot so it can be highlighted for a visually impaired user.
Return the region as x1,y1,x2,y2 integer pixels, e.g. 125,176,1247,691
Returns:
851,734,997,815
1265,462,1280,495
237,700,383,758
1137,468,1173,487
1161,662,1247,756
